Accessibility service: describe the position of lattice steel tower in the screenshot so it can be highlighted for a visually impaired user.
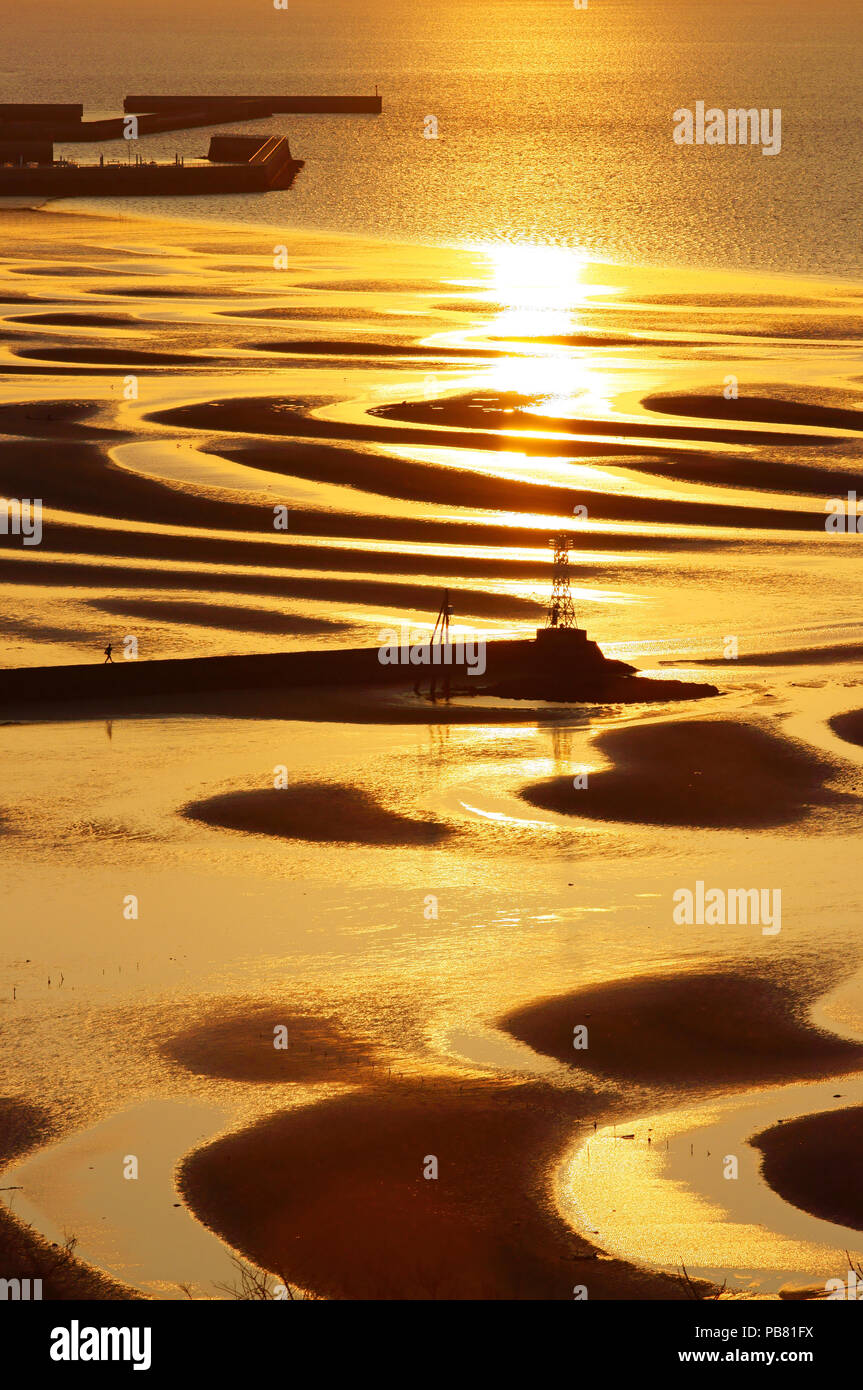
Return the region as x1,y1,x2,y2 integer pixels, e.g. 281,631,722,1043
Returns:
545,534,579,630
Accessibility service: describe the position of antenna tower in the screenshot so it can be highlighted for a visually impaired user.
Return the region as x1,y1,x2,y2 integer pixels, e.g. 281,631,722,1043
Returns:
546,534,579,629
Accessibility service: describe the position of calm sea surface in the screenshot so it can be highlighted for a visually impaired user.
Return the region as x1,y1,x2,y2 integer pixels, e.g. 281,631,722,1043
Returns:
1,0,862,277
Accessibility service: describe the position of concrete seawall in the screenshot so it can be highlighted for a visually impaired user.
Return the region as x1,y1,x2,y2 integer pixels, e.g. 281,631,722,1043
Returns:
124,94,383,115
0,642,520,708
0,135,302,197
0,641,718,720
0,95,381,145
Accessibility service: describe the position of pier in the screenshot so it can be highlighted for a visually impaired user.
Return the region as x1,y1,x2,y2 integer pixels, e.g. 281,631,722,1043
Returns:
0,639,717,721
0,102,84,121
0,132,302,197
124,94,383,115
0,106,280,144
0,93,381,145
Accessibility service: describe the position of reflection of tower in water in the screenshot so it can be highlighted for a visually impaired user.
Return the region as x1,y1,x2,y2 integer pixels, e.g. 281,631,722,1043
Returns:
425,721,453,765
549,725,573,765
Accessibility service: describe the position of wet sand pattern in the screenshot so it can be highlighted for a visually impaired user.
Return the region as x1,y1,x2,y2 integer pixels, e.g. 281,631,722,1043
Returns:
2,207,863,1299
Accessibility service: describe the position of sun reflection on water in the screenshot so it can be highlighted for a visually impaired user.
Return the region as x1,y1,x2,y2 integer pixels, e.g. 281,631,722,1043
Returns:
462,242,626,415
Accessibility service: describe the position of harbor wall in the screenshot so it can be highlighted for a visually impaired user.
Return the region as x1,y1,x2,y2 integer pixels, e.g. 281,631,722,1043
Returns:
0,102,83,120
0,133,301,195
124,94,383,114
0,106,278,144
0,642,528,709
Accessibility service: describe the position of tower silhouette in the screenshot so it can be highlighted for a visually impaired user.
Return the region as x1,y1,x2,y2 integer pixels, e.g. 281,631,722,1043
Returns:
545,534,579,630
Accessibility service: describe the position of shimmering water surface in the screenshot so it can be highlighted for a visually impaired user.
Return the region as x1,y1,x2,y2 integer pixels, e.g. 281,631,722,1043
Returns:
1,0,862,276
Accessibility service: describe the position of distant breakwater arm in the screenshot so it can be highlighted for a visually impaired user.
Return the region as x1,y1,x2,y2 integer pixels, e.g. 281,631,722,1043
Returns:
0,94,382,144
123,95,383,115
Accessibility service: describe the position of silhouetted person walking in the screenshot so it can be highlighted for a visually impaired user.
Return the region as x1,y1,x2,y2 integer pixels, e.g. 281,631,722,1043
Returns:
103,643,113,664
